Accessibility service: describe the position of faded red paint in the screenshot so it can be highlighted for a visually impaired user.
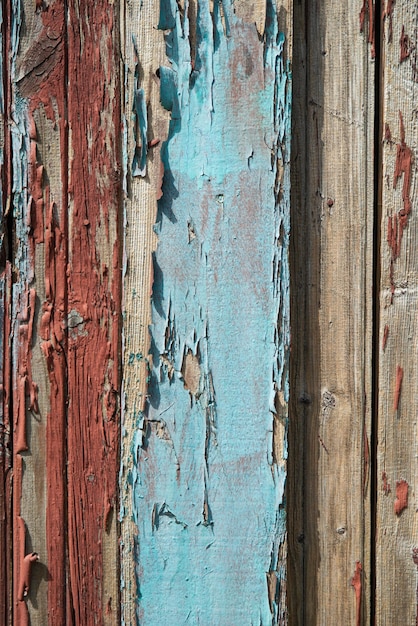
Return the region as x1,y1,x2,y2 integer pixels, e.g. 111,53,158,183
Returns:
382,470,391,495
393,364,403,411
66,2,121,622
351,561,362,626
391,112,412,259
382,0,395,43
0,264,12,623
386,113,413,301
394,479,408,515
360,0,375,57
13,281,39,626
10,1,121,621
41,191,67,623
382,324,389,350
400,26,411,62
18,552,39,602
13,512,29,626
384,123,392,142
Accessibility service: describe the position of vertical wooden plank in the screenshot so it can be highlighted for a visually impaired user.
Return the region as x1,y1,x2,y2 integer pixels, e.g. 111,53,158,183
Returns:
0,3,13,622
8,1,121,622
10,2,68,623
119,0,170,622
121,0,292,622
0,264,12,626
66,1,121,623
376,3,418,623
290,1,374,623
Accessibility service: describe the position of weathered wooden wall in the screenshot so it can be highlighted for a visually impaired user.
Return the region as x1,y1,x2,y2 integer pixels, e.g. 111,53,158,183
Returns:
0,1,417,625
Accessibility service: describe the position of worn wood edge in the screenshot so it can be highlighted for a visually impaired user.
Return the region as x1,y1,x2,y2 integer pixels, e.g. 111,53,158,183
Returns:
119,0,169,622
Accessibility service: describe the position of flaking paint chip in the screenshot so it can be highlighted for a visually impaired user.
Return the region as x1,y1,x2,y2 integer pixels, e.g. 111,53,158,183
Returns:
181,349,201,396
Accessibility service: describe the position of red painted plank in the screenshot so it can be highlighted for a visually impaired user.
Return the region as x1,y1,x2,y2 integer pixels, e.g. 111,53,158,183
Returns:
66,2,121,621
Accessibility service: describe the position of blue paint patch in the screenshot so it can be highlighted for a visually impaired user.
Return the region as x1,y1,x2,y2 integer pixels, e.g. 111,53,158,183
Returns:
129,0,291,623
10,1,32,287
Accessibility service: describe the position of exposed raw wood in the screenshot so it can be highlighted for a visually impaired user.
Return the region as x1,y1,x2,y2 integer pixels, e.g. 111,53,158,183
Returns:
376,3,418,623
289,1,374,623
119,0,170,622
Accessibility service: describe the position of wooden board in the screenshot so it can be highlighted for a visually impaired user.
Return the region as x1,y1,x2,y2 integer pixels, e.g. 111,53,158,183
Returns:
8,2,121,623
376,3,418,623
120,0,292,622
289,1,375,623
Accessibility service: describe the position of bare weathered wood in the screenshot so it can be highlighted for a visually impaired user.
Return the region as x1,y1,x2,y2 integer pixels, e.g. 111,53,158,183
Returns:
289,1,374,623
376,3,418,623
119,1,170,622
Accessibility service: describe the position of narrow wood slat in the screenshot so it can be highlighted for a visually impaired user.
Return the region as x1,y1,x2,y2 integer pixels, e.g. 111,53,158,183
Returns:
290,1,374,623
10,2,67,623
376,3,418,623
119,0,170,621
66,2,121,623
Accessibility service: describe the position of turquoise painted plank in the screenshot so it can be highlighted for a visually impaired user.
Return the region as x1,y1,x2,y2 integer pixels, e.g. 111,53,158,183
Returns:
128,0,291,623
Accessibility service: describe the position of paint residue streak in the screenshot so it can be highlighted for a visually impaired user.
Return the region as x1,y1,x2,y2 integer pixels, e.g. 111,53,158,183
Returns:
394,479,408,515
360,0,375,57
351,561,362,626
387,112,413,300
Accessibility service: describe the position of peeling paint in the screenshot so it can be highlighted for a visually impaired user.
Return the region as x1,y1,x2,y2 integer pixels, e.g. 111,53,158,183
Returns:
351,561,362,626
387,112,412,261
360,0,376,58
394,478,408,515
0,263,12,623
382,0,395,43
126,0,291,622
382,470,391,495
8,1,121,622
399,26,411,63
387,112,413,302
17,551,39,602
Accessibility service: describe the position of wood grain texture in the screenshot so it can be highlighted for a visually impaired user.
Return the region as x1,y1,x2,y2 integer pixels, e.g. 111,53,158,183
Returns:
119,0,170,622
289,1,374,624
66,2,121,623
376,3,418,623
120,0,292,622
0,4,13,624
8,1,122,623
